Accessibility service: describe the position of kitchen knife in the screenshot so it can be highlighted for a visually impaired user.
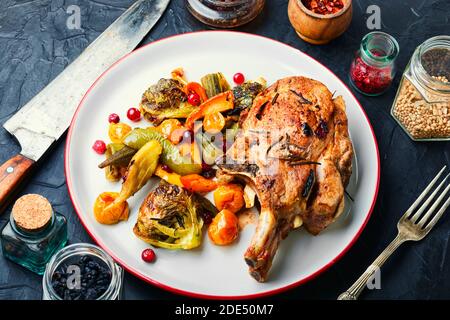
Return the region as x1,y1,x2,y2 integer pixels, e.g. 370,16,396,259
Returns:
0,0,170,212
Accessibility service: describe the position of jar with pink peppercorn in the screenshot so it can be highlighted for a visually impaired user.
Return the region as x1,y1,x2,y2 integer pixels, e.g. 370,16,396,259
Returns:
349,32,399,96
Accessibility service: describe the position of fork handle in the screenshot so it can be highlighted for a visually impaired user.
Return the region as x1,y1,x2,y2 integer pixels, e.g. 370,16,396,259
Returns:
337,234,407,300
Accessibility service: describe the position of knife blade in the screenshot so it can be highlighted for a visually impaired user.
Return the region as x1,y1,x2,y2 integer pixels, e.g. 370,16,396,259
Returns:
0,0,170,211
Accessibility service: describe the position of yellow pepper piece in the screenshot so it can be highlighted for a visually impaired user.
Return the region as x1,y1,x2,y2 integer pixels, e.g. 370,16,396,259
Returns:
155,165,183,187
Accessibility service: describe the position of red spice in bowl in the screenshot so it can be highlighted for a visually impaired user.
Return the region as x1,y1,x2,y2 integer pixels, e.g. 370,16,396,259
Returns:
302,0,344,14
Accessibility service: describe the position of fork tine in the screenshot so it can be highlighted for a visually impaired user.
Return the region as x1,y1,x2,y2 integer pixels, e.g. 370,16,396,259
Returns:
409,173,450,223
403,166,447,219
418,184,450,228
423,194,450,231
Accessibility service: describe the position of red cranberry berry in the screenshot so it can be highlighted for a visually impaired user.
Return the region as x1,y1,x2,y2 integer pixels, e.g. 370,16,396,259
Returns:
92,140,106,154
183,129,194,142
233,72,245,85
201,162,216,179
161,164,173,173
188,93,201,106
141,248,156,263
200,211,213,225
108,113,120,123
127,108,141,122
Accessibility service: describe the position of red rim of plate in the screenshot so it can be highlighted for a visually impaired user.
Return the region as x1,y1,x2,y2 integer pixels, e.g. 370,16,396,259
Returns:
64,30,380,300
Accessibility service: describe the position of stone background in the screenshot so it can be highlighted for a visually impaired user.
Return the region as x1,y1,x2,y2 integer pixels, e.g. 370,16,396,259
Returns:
0,0,449,299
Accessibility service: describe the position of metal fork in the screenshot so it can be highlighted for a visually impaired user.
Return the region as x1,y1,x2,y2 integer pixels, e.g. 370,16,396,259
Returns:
338,166,450,300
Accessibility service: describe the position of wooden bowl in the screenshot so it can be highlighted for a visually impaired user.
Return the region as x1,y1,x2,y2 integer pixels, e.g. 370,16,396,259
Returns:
288,0,353,45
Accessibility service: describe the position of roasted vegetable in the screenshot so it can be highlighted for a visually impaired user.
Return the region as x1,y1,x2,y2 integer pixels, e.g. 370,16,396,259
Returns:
93,192,129,225
123,128,202,175
133,181,203,250
181,174,218,193
196,132,223,165
103,143,130,182
155,164,183,187
203,112,226,134
120,140,162,198
200,72,230,98
108,123,132,143
157,119,184,143
98,144,136,169
208,209,239,246
185,82,208,103
98,140,162,223
171,67,187,85
226,81,265,116
213,184,245,213
177,138,202,166
185,91,234,130
193,193,219,217
140,78,196,125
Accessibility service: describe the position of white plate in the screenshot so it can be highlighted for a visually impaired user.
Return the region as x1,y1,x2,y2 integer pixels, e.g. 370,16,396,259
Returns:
65,31,380,299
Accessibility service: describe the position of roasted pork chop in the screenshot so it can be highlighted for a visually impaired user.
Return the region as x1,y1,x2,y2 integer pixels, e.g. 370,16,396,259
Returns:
217,76,353,282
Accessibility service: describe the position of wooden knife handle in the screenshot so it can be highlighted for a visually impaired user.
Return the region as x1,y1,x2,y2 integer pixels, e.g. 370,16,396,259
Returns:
0,154,35,212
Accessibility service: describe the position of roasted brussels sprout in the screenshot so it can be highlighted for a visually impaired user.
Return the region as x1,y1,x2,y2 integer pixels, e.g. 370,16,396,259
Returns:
133,181,205,250
140,78,196,125
227,81,265,116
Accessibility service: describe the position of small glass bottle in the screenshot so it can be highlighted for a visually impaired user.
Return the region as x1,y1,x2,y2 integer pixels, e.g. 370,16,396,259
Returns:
391,35,450,141
187,0,265,28
349,31,399,96
1,194,67,275
42,243,124,300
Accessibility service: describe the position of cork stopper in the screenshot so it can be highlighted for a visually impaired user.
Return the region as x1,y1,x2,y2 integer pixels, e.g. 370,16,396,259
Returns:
12,194,53,232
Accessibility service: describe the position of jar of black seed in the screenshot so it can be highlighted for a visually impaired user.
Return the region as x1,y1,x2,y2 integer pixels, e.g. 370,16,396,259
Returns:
42,243,123,300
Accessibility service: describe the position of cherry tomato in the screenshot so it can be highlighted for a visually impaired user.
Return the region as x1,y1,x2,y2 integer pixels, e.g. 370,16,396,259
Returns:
208,209,239,246
213,184,245,213
203,112,225,134
141,248,156,263
93,192,129,224
127,107,141,122
200,211,213,225
158,119,183,139
92,140,107,154
188,93,201,106
233,72,245,85
108,122,132,143
108,113,120,123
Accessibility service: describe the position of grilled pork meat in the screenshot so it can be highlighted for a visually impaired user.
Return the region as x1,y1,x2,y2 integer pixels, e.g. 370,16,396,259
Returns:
217,76,353,282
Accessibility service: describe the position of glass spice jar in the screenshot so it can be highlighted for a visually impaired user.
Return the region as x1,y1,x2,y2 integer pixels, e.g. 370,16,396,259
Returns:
0,194,68,275
349,32,399,96
42,243,124,300
391,36,450,141
186,0,265,28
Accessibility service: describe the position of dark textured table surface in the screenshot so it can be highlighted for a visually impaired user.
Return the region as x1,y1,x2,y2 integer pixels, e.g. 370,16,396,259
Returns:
1,0,449,300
